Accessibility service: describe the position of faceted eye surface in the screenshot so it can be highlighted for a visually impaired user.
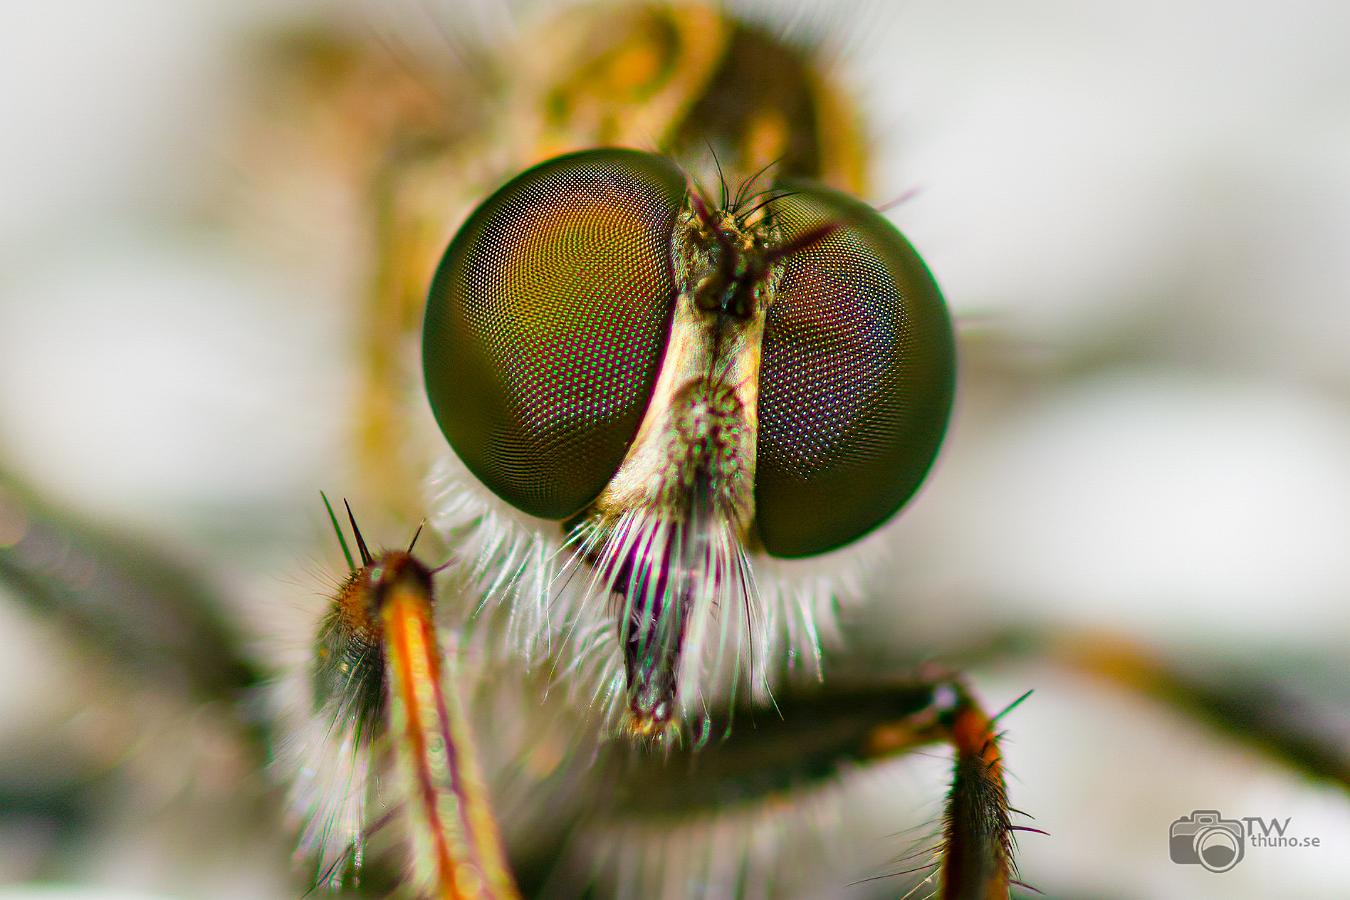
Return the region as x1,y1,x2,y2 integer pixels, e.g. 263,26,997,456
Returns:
423,149,686,519
755,181,956,557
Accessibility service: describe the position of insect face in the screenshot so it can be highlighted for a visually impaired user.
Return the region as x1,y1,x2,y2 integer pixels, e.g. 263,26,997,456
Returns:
423,148,955,733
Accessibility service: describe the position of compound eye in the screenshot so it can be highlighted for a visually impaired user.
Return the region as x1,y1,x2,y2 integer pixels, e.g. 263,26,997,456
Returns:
423,149,686,519
754,181,956,557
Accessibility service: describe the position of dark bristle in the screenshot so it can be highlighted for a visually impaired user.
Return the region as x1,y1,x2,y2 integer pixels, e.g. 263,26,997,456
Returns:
1010,879,1045,894
735,189,797,226
706,140,730,209
344,499,374,566
731,154,785,211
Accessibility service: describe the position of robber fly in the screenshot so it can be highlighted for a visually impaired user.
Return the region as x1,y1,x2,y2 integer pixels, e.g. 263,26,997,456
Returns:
0,3,1027,898
263,1,1022,895
421,146,953,737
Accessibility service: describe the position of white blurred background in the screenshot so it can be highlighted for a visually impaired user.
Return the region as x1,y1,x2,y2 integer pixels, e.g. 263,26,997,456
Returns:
0,1,1347,897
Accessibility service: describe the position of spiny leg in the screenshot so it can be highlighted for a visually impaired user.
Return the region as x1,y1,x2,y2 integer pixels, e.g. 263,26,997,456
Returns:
582,669,1035,899
291,499,519,898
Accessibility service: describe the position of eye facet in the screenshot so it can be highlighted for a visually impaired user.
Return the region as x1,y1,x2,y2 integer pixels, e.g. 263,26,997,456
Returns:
423,149,686,519
754,181,956,557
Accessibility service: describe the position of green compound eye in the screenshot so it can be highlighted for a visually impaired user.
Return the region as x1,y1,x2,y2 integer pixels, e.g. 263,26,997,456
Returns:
423,149,686,519
754,181,956,558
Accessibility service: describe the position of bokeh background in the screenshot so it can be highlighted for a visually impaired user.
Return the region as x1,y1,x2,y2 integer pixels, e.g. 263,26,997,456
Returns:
1,1,1347,898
